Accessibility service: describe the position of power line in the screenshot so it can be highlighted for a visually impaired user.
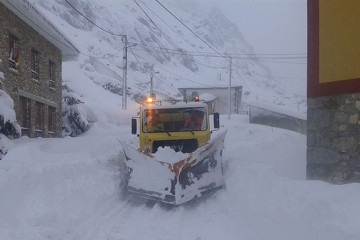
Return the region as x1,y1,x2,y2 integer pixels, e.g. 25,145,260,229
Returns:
255,74,306,80
65,0,124,37
132,45,307,60
194,60,227,69
133,0,181,50
137,0,195,48
256,59,307,65
129,45,147,72
136,49,215,87
6,1,120,61
130,43,307,57
131,43,307,64
154,0,229,60
156,65,214,87
5,0,78,52
128,46,208,89
20,0,304,90
133,0,161,33
233,65,257,98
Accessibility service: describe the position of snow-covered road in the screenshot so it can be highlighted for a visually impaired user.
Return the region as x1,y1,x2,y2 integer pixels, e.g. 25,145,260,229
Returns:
1,116,360,240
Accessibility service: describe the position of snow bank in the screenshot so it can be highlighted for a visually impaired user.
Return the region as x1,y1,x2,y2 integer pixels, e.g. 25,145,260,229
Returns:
0,72,4,84
0,90,21,138
0,133,12,160
62,85,95,137
0,90,16,123
154,146,189,164
2,115,360,240
0,77,18,160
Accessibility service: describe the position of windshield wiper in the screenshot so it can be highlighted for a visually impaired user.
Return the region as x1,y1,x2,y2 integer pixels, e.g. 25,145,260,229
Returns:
154,126,171,136
183,127,195,135
159,129,171,136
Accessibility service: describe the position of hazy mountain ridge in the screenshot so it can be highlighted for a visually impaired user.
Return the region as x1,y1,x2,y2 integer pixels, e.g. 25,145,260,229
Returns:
30,0,304,110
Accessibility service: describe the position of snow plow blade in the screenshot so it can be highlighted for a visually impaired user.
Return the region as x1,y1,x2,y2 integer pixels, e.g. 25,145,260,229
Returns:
122,130,227,205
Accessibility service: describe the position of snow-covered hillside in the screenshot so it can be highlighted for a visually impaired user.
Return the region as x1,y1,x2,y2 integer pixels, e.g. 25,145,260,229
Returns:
30,0,305,117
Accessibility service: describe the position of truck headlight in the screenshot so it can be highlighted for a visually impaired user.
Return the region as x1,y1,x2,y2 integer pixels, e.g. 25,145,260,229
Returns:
144,145,151,154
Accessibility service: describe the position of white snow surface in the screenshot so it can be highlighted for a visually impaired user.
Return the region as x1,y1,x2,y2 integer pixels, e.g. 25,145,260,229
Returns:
199,92,217,102
154,146,189,164
0,133,13,159
0,72,4,83
0,90,18,124
1,1,355,239
1,115,360,240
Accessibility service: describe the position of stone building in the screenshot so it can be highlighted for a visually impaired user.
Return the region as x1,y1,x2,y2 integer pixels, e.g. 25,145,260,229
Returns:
0,0,78,137
307,0,360,183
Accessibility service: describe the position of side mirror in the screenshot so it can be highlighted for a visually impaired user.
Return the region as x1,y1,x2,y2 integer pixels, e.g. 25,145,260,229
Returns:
131,118,137,134
214,113,220,129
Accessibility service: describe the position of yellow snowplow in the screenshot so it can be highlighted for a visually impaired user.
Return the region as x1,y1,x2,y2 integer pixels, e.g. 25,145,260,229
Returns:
121,96,227,205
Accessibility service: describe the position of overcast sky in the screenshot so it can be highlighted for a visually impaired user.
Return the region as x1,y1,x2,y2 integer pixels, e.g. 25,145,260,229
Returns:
183,0,307,92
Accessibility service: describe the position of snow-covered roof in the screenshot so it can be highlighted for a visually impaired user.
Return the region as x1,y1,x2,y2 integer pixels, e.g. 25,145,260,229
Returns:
1,0,79,61
199,93,217,102
141,101,207,110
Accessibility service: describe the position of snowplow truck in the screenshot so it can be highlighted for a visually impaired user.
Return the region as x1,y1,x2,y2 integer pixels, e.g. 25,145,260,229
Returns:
122,98,227,205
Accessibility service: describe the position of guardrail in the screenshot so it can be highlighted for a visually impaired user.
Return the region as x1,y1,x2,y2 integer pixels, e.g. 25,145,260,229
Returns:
249,104,307,135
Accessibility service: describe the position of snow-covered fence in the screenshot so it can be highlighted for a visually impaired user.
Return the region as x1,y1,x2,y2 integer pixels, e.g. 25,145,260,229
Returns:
249,103,307,134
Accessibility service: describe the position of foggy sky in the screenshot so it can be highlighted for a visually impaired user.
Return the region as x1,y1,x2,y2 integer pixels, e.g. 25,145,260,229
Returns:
181,0,307,92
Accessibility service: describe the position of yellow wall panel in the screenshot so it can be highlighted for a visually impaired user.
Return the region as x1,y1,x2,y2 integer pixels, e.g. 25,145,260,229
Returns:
319,0,360,83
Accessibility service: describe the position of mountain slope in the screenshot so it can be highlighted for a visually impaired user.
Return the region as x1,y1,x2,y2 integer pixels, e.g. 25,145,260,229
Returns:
30,0,305,123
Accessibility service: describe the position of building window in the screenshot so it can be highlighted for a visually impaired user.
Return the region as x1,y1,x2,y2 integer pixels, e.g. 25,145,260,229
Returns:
31,48,39,80
19,97,31,134
9,35,20,70
48,106,56,133
49,61,55,88
35,102,44,133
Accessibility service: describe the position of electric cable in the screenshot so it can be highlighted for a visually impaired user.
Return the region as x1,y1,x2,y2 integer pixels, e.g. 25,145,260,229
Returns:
65,0,125,37
154,0,229,60
130,43,307,57
6,0,78,52
133,0,181,50
137,0,194,48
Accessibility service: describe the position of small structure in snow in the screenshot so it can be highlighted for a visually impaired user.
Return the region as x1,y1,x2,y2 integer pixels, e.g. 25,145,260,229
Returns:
178,86,243,114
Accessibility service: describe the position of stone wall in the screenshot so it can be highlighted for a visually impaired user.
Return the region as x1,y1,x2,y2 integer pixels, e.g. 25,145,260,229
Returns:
307,94,360,184
0,2,62,137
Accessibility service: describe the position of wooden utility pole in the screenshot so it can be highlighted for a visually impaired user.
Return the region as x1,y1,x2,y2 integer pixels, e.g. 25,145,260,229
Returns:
228,56,232,120
122,35,128,110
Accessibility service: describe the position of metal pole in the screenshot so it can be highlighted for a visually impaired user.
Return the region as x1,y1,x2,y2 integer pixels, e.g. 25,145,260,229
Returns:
228,57,232,120
122,35,128,110
150,71,159,97
150,74,154,96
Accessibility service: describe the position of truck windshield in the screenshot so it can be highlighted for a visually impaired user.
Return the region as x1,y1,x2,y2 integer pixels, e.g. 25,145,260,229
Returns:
143,107,207,133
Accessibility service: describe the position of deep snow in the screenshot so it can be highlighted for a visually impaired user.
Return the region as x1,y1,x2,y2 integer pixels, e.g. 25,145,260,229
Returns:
1,1,358,239
1,115,360,240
